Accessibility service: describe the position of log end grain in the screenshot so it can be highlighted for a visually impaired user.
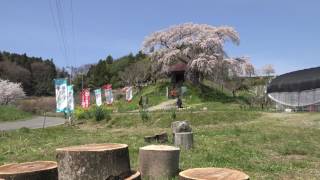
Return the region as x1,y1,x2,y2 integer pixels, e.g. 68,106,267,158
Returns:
140,145,179,151
56,143,128,152
0,161,58,180
179,167,249,180
0,161,57,175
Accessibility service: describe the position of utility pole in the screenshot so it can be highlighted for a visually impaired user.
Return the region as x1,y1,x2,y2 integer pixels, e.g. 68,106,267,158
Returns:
81,73,84,90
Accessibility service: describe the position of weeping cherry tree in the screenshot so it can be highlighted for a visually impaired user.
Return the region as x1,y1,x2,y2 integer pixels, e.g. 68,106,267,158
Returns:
0,79,25,105
142,23,254,85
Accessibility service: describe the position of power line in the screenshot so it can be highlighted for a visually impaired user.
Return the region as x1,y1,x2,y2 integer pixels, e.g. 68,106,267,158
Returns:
48,0,65,62
70,0,76,67
55,0,70,67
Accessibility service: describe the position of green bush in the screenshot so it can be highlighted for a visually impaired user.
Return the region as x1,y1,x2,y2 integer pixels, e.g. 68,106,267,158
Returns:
94,106,105,121
74,107,91,120
139,109,150,122
74,106,112,122
170,109,176,120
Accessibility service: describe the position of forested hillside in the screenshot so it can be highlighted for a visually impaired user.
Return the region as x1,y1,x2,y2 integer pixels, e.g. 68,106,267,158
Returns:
0,51,67,96
72,51,151,91
0,51,151,96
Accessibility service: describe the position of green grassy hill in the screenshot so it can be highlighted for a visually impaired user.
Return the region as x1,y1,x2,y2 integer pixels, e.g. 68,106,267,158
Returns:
111,80,249,113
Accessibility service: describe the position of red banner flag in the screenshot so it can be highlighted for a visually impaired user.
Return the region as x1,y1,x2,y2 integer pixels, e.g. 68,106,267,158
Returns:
81,89,90,108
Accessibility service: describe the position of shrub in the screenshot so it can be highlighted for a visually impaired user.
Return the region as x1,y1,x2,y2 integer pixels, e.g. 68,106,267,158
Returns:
170,109,176,120
16,97,56,114
74,107,90,120
140,109,150,122
74,106,112,122
19,127,30,133
94,106,105,121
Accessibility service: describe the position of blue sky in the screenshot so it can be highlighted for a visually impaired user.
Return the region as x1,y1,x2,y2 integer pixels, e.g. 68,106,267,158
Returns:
0,0,319,74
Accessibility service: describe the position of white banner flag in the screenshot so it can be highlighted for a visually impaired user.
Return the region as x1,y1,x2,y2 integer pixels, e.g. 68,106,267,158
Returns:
94,89,102,106
54,79,68,112
125,87,133,102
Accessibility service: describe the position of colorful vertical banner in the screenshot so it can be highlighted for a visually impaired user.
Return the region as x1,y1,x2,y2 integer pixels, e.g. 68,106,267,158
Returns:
94,89,102,106
54,78,68,112
125,86,133,102
67,85,74,112
103,84,113,105
81,89,90,108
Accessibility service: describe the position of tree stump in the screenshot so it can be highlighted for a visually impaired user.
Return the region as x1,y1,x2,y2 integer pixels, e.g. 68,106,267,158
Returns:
171,121,192,143
139,145,180,179
174,132,193,149
0,161,58,180
56,143,131,180
144,132,168,143
179,167,249,180
155,132,168,143
171,121,192,134
144,135,156,143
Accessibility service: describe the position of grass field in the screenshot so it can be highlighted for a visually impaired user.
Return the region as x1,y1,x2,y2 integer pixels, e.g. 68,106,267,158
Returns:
1,110,320,179
0,106,32,122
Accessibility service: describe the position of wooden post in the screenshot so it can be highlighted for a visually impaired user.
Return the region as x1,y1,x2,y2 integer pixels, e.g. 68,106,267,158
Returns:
179,167,249,180
139,145,180,179
42,112,47,129
174,132,193,149
0,161,58,180
56,143,131,180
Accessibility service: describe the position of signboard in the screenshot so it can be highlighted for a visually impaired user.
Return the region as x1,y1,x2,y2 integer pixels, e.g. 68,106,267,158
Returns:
103,84,113,105
81,89,90,108
54,78,68,112
94,88,102,106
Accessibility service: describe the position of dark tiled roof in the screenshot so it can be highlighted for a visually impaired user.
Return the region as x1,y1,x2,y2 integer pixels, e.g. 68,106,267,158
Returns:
169,63,187,72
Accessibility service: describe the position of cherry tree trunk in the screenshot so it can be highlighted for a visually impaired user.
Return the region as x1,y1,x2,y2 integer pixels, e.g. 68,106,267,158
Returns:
179,168,249,180
0,161,57,180
139,145,180,179
56,143,131,180
174,132,193,149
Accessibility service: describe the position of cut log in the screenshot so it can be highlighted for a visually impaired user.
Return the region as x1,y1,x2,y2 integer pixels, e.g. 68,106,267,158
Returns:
174,132,193,149
0,161,58,180
56,143,131,180
144,132,168,143
139,145,180,179
179,167,249,180
155,132,168,143
144,135,156,143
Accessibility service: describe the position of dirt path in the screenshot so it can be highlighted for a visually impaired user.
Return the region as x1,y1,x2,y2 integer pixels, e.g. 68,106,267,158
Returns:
0,116,65,131
131,99,177,112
